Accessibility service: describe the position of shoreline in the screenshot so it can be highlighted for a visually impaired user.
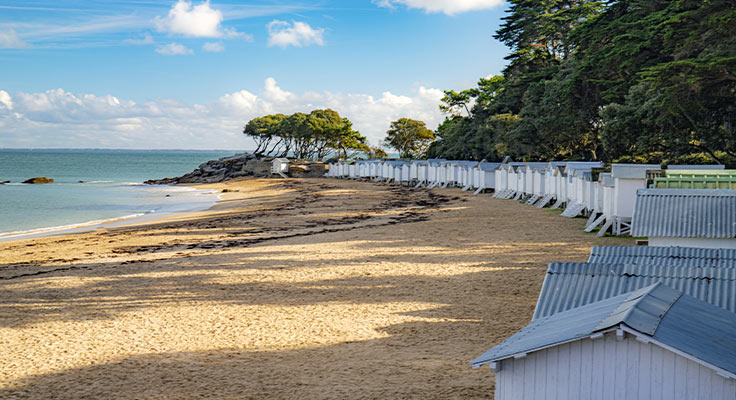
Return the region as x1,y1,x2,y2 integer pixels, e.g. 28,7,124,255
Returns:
0,183,225,243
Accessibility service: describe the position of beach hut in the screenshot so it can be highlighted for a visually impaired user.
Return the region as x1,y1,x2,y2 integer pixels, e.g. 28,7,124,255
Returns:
492,165,511,198
525,167,545,205
399,161,411,185
471,283,736,400
426,159,445,188
548,166,568,209
631,189,736,249
473,162,501,195
653,169,736,189
606,163,662,235
458,161,479,190
271,158,290,178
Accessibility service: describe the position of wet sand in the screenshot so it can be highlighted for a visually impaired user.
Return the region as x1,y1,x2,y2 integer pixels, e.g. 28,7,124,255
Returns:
0,178,633,399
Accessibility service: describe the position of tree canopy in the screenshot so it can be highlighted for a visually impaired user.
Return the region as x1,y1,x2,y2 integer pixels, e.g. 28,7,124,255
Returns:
428,0,736,166
243,109,369,160
384,118,436,158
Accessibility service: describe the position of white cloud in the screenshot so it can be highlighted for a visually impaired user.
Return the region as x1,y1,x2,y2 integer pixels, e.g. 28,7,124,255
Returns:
0,79,444,149
0,90,13,110
0,29,31,49
156,0,244,39
202,42,224,52
156,42,193,55
267,20,324,48
125,34,154,45
374,0,504,15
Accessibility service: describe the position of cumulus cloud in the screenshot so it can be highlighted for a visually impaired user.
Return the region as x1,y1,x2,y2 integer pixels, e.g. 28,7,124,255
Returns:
267,20,324,48
374,0,504,15
0,29,31,49
156,0,245,39
0,90,13,110
156,42,193,55
0,79,444,149
202,42,224,52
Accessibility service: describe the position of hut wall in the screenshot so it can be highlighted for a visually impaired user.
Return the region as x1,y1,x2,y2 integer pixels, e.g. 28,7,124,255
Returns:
494,333,736,400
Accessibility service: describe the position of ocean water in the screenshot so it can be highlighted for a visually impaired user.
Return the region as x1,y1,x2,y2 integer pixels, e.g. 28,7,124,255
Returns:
0,149,239,239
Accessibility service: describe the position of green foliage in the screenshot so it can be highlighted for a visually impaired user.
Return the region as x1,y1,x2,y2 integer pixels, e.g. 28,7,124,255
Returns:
431,0,736,165
243,109,368,160
384,118,435,158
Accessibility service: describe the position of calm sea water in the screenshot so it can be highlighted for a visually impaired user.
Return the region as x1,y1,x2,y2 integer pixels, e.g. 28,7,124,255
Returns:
0,149,239,239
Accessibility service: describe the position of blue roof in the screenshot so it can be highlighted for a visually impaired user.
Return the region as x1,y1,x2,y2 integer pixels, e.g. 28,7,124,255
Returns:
478,162,502,171
589,245,736,267
632,189,736,238
533,262,736,319
471,283,736,376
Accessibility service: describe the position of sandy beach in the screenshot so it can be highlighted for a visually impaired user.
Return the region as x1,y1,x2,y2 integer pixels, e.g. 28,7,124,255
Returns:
0,178,633,399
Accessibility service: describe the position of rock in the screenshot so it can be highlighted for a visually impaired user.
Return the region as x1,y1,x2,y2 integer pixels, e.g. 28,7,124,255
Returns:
243,159,272,177
23,177,54,184
289,164,310,173
144,153,257,185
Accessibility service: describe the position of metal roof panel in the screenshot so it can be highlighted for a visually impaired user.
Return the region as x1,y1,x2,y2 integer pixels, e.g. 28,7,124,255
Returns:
631,189,736,238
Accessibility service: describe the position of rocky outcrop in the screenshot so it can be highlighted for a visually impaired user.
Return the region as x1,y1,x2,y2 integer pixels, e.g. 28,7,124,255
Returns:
145,153,260,185
144,153,329,185
288,162,328,178
23,177,54,184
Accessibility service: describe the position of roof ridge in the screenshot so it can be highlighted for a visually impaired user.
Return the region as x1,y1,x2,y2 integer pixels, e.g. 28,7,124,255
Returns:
595,283,682,335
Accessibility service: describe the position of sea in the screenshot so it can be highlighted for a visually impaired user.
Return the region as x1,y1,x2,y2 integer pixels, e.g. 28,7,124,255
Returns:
0,149,239,240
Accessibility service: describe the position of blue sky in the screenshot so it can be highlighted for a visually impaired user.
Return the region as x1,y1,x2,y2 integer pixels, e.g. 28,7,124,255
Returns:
0,0,510,149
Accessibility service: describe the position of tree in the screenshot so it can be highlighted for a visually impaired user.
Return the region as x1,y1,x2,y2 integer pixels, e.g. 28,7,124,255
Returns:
243,109,369,160
384,118,435,158
243,114,287,156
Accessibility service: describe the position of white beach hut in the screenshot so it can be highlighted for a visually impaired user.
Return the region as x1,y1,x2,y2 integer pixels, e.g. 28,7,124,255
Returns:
610,163,662,235
473,162,501,195
271,158,290,178
426,159,445,188
472,283,736,400
492,165,510,198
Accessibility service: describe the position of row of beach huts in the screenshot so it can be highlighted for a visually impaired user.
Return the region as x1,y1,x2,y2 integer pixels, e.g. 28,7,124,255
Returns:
321,158,736,399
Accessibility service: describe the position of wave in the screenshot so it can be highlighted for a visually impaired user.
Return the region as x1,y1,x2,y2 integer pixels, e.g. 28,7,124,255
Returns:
0,213,146,240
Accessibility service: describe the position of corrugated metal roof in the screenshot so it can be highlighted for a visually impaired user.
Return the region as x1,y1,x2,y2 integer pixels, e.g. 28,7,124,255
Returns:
588,246,736,267
472,283,736,376
450,160,479,167
478,162,502,171
612,163,662,179
533,262,736,319
631,189,736,238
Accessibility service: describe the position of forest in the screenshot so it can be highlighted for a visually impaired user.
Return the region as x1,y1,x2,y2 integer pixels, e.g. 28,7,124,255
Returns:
427,0,736,165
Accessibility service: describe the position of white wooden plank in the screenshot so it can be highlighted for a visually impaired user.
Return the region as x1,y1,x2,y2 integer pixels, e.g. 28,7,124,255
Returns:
590,338,603,399
556,343,569,400
660,346,675,399
612,334,625,400
674,349,687,397
568,340,582,400
547,346,558,400
637,339,653,400
533,348,547,399
625,336,639,397
579,339,593,400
